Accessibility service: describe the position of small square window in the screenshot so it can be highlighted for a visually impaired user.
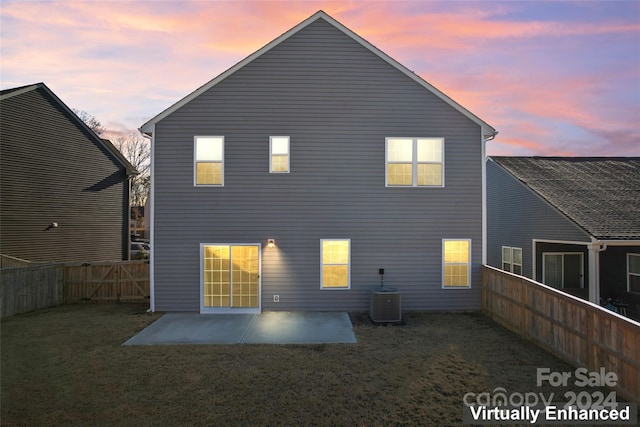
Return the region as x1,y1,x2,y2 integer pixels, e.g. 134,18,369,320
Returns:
270,136,290,173
502,246,522,275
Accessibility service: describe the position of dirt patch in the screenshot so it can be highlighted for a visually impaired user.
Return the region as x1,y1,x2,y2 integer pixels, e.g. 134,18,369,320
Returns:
1,304,623,426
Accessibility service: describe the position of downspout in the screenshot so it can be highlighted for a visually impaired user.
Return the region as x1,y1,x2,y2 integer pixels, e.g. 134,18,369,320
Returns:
481,131,498,265
587,240,607,304
140,129,155,313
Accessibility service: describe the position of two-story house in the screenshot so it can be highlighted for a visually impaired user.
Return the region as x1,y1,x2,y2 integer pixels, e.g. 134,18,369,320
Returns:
1,83,137,263
140,11,496,313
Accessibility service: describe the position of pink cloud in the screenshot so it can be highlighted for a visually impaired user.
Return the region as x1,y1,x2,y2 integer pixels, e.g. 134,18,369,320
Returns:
1,1,637,157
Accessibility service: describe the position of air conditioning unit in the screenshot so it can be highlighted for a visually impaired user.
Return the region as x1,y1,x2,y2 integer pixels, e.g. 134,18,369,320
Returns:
370,288,401,323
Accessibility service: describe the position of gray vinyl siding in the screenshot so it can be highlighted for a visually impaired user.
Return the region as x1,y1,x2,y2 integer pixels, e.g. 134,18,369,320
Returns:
486,158,590,279
153,19,484,312
0,86,129,262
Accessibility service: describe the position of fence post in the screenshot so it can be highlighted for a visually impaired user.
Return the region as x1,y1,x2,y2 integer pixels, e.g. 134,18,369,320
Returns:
116,262,121,303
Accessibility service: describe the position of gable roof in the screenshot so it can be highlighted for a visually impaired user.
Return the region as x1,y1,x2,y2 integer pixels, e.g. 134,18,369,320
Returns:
140,10,496,138
1,83,138,176
489,156,640,240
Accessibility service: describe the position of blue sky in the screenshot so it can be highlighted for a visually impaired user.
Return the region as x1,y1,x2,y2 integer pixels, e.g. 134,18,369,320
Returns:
1,1,638,155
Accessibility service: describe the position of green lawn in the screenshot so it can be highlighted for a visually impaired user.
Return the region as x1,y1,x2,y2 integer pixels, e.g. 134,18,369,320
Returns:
1,304,613,426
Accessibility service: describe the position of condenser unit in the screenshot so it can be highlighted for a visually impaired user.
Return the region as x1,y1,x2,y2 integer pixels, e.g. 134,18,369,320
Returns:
370,288,401,323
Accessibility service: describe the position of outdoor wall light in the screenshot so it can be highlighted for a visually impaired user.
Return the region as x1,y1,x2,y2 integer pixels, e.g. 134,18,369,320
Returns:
267,239,275,248
43,222,59,231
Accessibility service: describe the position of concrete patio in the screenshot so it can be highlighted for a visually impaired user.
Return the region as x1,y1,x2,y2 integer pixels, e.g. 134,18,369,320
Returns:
123,311,357,345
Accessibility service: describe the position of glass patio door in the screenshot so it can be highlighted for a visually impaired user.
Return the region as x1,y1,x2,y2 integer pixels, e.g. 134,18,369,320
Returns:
543,253,583,289
202,244,260,312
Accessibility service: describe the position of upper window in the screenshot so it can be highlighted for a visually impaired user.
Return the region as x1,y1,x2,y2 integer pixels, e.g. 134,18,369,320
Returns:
195,136,224,186
386,137,443,187
321,239,350,289
628,254,640,294
443,239,471,288
502,246,522,275
270,136,290,173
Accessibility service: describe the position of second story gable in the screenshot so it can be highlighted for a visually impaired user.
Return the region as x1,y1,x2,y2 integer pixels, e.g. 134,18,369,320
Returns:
141,11,495,194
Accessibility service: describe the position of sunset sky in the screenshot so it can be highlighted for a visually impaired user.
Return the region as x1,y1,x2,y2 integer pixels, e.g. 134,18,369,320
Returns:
1,1,638,156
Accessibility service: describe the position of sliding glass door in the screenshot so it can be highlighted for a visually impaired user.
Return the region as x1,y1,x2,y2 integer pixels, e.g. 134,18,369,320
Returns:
202,244,260,312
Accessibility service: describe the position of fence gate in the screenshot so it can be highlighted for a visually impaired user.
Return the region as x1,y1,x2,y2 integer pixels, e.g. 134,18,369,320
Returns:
64,261,149,302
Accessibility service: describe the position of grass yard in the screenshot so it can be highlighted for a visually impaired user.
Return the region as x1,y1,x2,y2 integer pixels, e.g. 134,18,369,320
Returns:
1,304,614,426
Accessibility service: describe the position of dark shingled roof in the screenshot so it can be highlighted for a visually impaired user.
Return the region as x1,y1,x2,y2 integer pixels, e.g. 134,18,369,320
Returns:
490,157,640,240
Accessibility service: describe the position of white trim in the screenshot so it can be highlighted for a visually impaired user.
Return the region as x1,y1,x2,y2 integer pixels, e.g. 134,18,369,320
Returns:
442,238,472,289
320,239,351,290
269,136,290,173
592,239,640,247
147,125,155,312
194,136,225,187
140,11,495,138
385,137,444,188
199,243,262,314
628,253,640,294
533,238,591,246
481,132,487,265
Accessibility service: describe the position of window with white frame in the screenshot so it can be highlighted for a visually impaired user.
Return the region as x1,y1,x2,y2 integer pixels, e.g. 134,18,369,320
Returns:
512,248,522,275
502,246,511,271
443,239,471,288
386,137,443,187
270,136,290,173
628,253,640,294
321,239,350,289
194,136,224,186
502,246,522,275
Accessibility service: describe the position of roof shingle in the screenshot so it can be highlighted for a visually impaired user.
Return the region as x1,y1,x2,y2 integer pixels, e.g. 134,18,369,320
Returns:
490,157,640,240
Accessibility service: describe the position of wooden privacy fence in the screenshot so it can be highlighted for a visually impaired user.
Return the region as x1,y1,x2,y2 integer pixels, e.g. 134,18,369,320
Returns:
482,265,640,404
1,260,149,317
0,263,65,317
1,254,34,269
64,261,149,303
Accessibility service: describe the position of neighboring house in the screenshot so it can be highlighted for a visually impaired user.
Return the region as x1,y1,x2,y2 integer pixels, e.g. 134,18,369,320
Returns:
0,83,137,263
487,156,640,311
131,206,145,239
140,11,497,313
